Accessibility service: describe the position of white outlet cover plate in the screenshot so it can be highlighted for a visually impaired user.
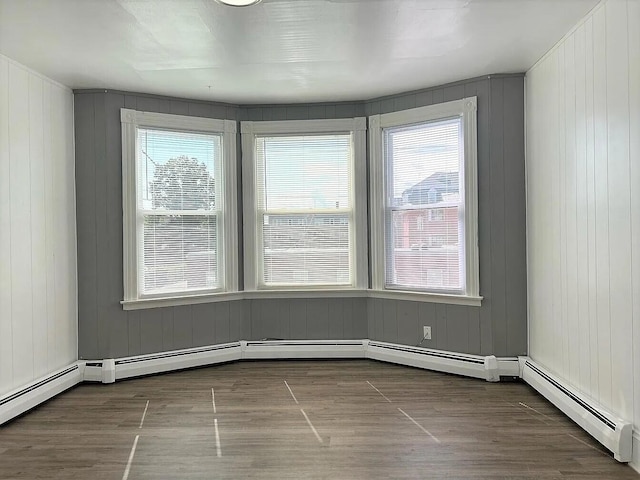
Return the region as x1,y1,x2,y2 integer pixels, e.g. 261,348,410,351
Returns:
423,326,432,340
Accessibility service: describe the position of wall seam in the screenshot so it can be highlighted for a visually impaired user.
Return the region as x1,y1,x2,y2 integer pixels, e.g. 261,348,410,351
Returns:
604,1,613,411
28,75,35,382
6,63,13,390
42,81,49,369
626,0,636,432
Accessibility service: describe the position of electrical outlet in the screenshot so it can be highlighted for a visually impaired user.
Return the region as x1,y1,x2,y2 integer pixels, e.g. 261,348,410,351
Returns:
423,326,431,340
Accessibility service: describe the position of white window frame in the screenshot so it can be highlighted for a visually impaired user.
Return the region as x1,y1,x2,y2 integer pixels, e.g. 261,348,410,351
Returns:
369,97,481,306
120,108,238,310
241,118,368,292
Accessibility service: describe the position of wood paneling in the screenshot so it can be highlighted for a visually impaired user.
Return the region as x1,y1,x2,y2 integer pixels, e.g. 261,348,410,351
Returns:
365,76,527,356
526,0,639,469
244,298,368,341
75,92,372,358
630,0,640,471
0,54,12,394
74,75,526,358
0,55,77,397
9,62,34,389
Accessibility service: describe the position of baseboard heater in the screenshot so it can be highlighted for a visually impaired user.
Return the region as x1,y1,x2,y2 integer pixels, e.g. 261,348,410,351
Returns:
0,363,83,425
242,340,366,359
109,342,242,382
520,357,632,463
366,340,519,382
92,340,517,383
0,340,520,427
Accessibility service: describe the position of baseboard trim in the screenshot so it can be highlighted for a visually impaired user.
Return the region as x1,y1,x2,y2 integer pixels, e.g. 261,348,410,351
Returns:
366,340,507,381
242,339,367,359
520,357,632,463
113,342,243,381
631,431,640,473
0,363,83,425
84,340,517,384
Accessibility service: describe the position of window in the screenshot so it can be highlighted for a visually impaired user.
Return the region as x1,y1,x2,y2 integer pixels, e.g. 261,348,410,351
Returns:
428,209,444,222
241,118,367,290
369,98,479,301
121,109,237,308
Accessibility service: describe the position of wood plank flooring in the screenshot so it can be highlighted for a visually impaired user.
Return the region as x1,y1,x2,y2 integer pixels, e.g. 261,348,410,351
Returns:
0,360,637,479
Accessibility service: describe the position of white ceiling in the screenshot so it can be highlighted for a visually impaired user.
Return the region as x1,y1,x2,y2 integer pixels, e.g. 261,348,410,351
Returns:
0,0,598,104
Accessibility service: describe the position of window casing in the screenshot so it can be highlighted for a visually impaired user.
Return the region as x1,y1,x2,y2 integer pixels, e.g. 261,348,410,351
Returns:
121,109,237,308
369,98,480,301
241,118,367,291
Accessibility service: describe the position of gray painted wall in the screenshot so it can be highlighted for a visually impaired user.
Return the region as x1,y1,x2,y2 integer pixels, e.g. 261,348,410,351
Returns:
248,298,367,341
74,74,525,359
366,76,527,357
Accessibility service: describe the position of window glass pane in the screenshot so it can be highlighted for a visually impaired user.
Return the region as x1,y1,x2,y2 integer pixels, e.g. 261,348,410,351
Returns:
142,215,217,295
387,208,460,290
256,135,352,210
386,118,460,203
137,128,221,211
136,128,222,296
262,214,350,285
254,133,354,287
384,118,463,292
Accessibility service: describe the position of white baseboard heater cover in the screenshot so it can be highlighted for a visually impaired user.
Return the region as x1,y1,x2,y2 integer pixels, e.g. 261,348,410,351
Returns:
113,342,242,381
366,341,503,382
521,358,632,463
88,340,512,383
242,340,366,359
0,340,525,427
0,363,83,425
632,432,640,473
87,340,516,383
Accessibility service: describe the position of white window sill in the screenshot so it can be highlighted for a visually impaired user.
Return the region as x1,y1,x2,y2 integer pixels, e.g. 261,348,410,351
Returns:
121,291,244,311
367,289,482,307
244,288,368,299
121,289,482,310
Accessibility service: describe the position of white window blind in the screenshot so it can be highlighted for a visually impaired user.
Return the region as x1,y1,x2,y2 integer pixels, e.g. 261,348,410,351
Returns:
136,128,222,296
255,134,353,286
383,117,464,293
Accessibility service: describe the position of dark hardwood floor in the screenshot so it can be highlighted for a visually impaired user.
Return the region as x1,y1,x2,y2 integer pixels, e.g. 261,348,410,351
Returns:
0,360,637,479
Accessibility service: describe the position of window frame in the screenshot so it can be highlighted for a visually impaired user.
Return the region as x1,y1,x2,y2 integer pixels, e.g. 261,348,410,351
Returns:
369,97,481,306
241,118,368,292
120,108,238,310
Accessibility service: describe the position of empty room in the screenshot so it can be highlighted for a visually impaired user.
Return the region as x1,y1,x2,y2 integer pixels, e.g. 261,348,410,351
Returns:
0,0,638,478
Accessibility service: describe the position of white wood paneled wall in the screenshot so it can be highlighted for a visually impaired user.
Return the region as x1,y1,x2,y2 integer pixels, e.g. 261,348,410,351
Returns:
0,54,77,397
526,0,639,468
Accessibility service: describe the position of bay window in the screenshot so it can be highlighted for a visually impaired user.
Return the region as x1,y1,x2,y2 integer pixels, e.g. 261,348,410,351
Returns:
241,118,367,291
120,109,238,308
369,98,480,304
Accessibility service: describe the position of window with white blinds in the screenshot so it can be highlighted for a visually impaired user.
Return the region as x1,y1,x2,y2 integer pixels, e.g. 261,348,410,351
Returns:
369,98,479,300
242,118,367,290
257,134,352,286
384,118,463,292
137,128,221,296
121,109,237,307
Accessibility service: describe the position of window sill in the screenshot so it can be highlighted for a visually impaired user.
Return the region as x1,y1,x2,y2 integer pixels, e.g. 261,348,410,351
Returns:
121,288,482,310
121,291,244,311
244,288,368,299
367,289,483,307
